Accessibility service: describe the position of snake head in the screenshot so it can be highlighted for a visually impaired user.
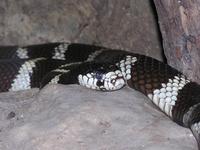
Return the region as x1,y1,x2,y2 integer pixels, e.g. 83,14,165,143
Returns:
99,70,126,91
78,65,126,91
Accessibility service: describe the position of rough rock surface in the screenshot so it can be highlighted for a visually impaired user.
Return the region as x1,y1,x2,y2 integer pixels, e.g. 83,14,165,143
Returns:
0,0,162,60
154,0,200,83
0,85,197,150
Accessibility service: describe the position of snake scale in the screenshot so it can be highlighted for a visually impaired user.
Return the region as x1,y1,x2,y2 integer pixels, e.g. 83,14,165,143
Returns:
0,42,199,149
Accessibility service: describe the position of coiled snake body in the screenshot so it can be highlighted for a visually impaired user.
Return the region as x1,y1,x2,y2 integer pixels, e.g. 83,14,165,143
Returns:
0,42,199,149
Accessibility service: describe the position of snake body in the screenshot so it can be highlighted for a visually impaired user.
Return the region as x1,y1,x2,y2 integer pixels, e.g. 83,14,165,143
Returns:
0,42,199,149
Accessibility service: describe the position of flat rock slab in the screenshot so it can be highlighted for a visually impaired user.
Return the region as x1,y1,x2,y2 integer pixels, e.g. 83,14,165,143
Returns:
0,84,197,150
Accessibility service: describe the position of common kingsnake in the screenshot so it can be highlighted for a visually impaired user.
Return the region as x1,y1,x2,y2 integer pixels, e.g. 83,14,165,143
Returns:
0,42,199,149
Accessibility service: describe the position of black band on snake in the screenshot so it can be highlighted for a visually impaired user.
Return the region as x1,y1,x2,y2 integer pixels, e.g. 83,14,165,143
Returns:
0,42,199,149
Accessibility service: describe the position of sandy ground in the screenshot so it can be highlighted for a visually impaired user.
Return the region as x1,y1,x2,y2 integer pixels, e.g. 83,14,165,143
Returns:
0,84,197,150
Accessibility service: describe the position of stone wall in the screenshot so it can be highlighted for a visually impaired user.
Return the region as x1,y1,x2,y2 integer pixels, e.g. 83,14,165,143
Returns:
0,0,162,60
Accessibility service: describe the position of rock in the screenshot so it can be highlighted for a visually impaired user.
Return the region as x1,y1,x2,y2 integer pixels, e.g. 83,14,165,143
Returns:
0,84,196,150
0,0,162,60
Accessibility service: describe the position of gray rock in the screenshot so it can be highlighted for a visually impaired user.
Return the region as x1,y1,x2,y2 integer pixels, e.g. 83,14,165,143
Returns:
0,0,162,60
0,85,197,150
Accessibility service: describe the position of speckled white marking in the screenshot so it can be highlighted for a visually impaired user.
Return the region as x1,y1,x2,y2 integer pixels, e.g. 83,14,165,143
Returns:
148,94,153,99
161,83,166,87
48,69,69,84
59,62,82,68
78,75,83,85
9,58,46,91
16,47,29,59
83,75,88,81
52,43,69,60
53,69,69,73
50,74,62,84
86,50,103,62
117,55,137,80
153,89,160,94
166,86,172,92
88,78,93,86
166,92,172,97
153,94,159,105
148,75,190,117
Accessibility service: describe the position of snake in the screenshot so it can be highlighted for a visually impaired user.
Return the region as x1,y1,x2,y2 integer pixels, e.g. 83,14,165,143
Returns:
0,42,199,149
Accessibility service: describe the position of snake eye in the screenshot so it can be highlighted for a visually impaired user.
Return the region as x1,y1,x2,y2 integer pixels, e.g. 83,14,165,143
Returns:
95,71,104,80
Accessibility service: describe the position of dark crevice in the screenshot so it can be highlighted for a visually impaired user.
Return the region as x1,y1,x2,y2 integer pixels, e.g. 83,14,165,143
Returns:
149,0,167,63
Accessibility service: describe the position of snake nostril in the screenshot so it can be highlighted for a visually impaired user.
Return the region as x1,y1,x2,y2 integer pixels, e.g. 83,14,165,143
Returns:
111,79,116,84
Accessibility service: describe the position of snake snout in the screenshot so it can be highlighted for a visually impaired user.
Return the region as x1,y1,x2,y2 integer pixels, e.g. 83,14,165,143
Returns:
113,78,126,90
103,70,126,91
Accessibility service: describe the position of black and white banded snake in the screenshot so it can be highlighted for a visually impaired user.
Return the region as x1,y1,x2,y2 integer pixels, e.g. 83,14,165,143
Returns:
0,42,199,149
